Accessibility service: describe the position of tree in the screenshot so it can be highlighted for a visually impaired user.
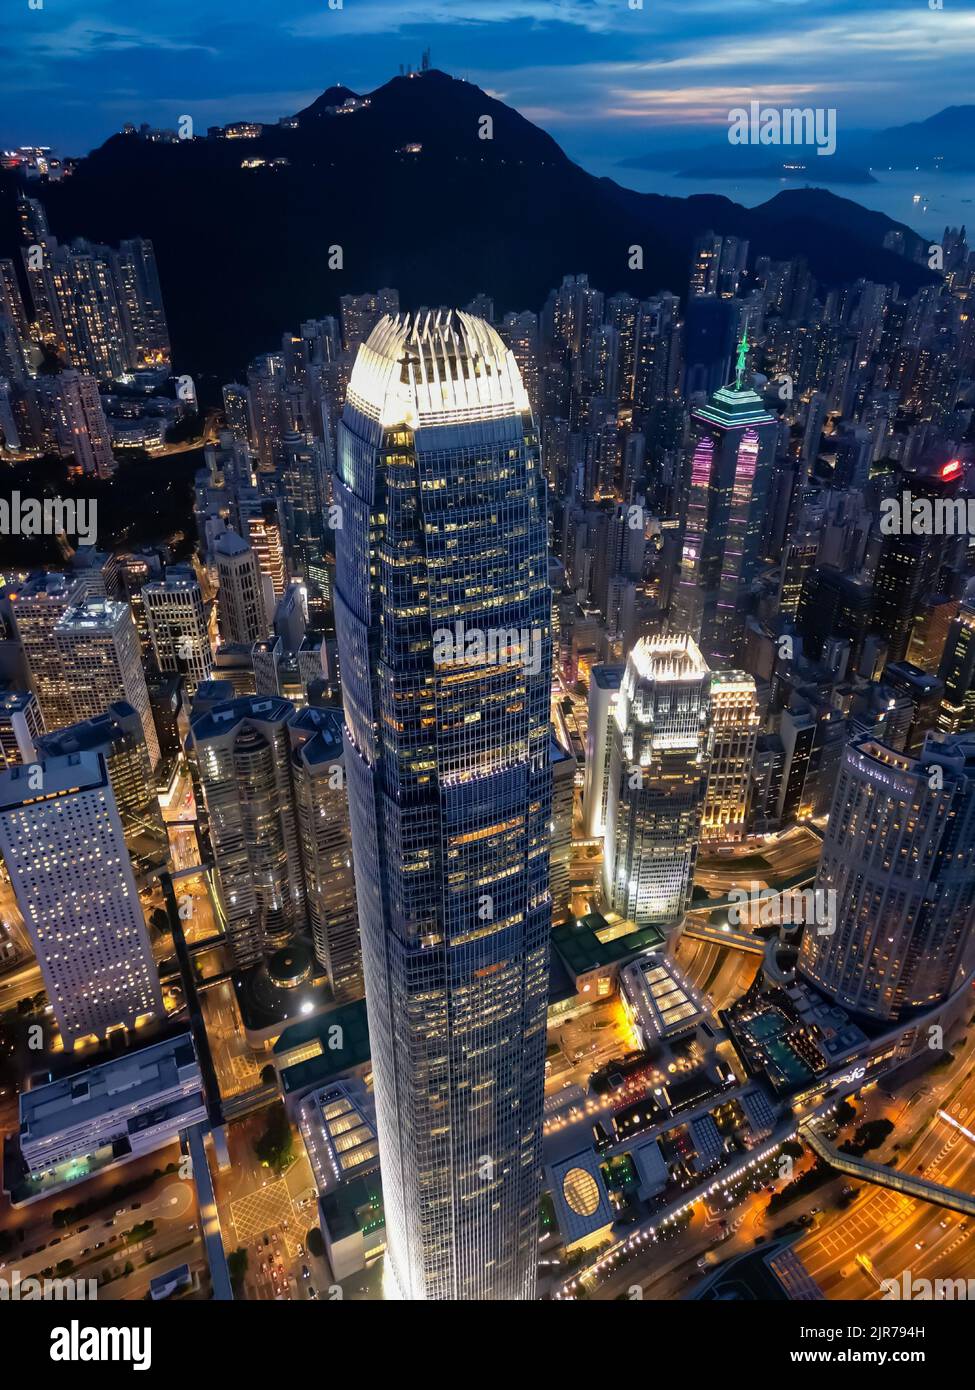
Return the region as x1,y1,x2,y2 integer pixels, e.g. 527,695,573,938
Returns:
253,1102,294,1173
306,1227,325,1260
227,1248,248,1288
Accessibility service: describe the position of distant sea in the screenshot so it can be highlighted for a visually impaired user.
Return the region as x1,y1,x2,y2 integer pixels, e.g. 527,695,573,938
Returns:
587,160,975,237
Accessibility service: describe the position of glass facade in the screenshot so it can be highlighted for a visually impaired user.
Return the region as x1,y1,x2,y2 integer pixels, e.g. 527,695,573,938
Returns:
334,311,552,1300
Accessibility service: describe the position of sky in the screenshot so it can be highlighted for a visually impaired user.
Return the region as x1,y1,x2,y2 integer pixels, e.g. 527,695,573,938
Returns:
2,0,974,166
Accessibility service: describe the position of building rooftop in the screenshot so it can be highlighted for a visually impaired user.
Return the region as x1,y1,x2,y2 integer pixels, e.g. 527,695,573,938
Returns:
19,1033,199,1145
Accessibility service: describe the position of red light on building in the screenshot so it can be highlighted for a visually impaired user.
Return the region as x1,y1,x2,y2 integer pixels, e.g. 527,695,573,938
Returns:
941,459,963,481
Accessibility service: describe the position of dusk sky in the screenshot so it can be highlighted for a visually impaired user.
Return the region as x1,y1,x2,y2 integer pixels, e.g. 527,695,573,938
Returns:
2,0,973,165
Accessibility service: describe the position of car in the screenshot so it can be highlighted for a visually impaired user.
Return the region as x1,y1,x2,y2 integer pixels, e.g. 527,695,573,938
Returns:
307,1286,318,1300
915,1240,925,1250
78,1224,89,1233
105,1220,115,1228
301,1265,310,1279
940,1217,952,1229
94,1242,103,1250
49,1237,60,1246
115,1208,125,1217
263,1234,270,1246
131,1202,141,1211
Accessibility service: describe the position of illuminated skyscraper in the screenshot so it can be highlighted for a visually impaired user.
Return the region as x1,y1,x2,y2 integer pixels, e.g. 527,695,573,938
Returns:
603,635,710,931
800,733,975,1022
53,597,160,767
8,571,81,731
938,598,975,733
702,670,759,843
0,751,164,1048
191,694,305,967
672,341,777,667
334,311,551,1300
142,566,213,694
215,530,268,646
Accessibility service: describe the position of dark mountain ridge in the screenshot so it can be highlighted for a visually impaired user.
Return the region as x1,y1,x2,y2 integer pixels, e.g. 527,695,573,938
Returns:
0,71,937,381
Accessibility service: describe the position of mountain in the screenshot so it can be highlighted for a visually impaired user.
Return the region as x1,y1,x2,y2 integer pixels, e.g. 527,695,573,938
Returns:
0,71,937,384
867,106,975,172
622,105,975,179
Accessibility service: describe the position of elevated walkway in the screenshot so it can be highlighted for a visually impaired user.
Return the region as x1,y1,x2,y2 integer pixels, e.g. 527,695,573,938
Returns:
800,1120,975,1218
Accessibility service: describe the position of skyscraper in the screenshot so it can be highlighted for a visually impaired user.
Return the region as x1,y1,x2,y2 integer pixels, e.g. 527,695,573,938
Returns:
603,634,710,931
215,530,268,646
938,598,975,734
191,694,305,967
800,733,975,1022
53,597,160,767
8,571,82,732
334,311,551,1300
288,706,363,1002
142,566,213,694
672,339,777,665
702,671,759,843
0,752,164,1048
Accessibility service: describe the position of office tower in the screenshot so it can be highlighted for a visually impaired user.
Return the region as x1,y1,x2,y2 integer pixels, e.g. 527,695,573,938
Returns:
0,686,43,767
938,599,975,733
247,503,288,609
581,663,624,839
113,238,170,367
702,671,759,843
908,594,959,675
53,598,160,767
871,454,963,664
0,752,164,1048
8,571,81,731
191,694,305,966
215,530,268,645
334,311,551,1301
550,739,576,922
37,702,166,870
603,634,710,931
288,706,363,1002
339,288,400,356
883,661,944,753
672,341,777,666
277,432,329,594
800,733,975,1022
142,567,213,695
48,369,115,477
499,311,540,416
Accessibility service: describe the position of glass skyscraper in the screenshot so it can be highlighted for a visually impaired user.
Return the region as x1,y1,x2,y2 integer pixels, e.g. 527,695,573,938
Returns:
334,311,552,1300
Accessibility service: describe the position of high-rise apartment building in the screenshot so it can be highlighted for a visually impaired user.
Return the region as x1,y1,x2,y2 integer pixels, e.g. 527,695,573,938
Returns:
702,671,759,843
603,635,710,930
800,733,975,1022
0,752,164,1047
334,311,552,1300
47,369,115,477
53,598,160,767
